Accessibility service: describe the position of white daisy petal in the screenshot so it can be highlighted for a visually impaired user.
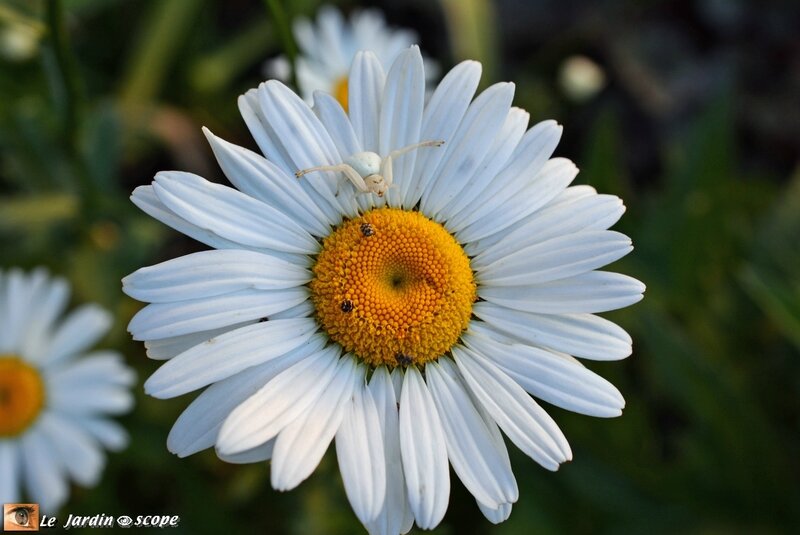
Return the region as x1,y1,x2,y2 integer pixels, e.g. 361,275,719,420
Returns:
446,120,563,232
427,359,518,508
40,413,104,487
464,184,600,257
336,380,387,524
256,80,359,218
153,171,319,254
399,366,450,529
72,416,129,452
238,88,287,168
465,327,625,417
0,269,41,352
476,230,633,286
366,367,412,535
217,440,275,464
46,351,136,390
467,192,625,260
438,106,529,223
313,91,362,156
123,249,309,304
240,86,337,225
20,273,69,360
379,46,425,208
404,60,482,208
291,16,317,61
216,345,341,456
21,426,68,511
128,288,308,341
456,157,578,243
422,82,516,218
0,442,20,504
390,367,404,401
270,356,360,491
144,318,317,399
0,273,10,350
453,346,572,470
268,299,315,320
344,50,389,213
315,6,347,68
49,383,133,415
41,304,112,364
478,501,513,524
169,335,325,458
556,184,597,201
478,271,646,314
143,320,257,360
203,127,334,235
473,303,633,360
349,51,386,154
131,185,261,252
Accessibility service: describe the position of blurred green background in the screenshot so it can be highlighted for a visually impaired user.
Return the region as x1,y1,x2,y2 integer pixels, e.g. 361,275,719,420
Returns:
1,0,798,532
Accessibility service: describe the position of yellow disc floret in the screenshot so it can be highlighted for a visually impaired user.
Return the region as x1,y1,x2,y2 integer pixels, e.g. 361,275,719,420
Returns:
334,76,349,113
311,207,476,367
0,355,45,437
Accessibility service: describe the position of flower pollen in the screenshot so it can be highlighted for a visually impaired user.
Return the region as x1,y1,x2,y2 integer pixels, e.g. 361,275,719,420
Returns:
311,208,475,367
0,355,45,437
334,76,349,112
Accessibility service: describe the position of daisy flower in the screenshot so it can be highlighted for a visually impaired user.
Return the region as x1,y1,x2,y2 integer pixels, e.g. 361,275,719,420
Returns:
266,5,437,111
124,46,644,532
0,268,134,512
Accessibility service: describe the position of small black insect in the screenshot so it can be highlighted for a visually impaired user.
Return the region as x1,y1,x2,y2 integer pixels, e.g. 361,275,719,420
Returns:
360,222,375,237
258,317,269,322
340,300,354,312
395,353,413,366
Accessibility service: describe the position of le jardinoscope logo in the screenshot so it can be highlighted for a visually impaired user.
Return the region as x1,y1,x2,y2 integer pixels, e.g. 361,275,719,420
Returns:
3,504,180,531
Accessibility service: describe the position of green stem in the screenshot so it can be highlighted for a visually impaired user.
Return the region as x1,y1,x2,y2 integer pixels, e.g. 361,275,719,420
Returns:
45,0,97,218
119,0,204,110
262,0,297,89
46,0,81,147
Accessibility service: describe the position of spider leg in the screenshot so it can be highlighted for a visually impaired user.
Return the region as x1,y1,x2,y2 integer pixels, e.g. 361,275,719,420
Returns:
387,139,445,160
381,155,393,188
296,163,368,193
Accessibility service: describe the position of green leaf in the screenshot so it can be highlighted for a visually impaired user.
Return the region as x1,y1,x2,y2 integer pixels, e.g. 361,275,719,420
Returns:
740,169,800,349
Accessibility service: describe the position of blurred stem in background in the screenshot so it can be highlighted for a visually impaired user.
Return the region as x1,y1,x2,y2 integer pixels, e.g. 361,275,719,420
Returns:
439,0,498,84
44,0,98,218
45,0,80,141
262,0,297,90
117,0,211,178
119,0,204,111
189,19,276,95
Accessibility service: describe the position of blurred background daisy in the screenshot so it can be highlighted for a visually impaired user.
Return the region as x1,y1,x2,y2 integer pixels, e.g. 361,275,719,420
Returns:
264,5,438,109
0,269,134,513
0,0,798,533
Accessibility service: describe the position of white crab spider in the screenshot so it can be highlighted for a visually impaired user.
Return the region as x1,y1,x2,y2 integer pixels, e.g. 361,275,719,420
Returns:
295,140,445,197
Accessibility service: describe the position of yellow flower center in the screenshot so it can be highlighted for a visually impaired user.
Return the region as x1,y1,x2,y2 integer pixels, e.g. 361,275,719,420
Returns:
334,75,349,113
0,355,45,437
311,208,476,367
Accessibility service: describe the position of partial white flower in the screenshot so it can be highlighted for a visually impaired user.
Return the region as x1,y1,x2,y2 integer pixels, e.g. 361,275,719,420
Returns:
266,5,438,109
125,46,644,533
0,268,135,512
